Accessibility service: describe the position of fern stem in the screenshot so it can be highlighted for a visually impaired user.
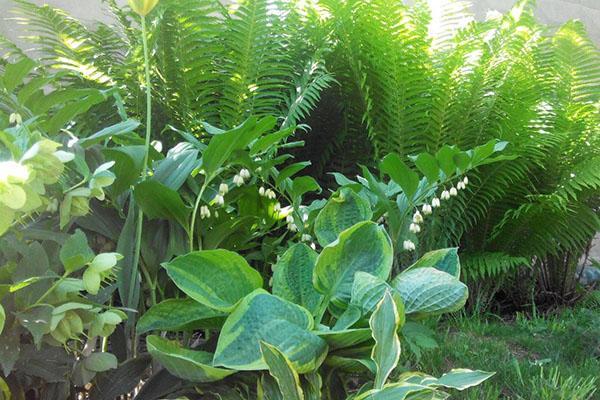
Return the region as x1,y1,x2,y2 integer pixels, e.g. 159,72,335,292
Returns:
129,17,153,336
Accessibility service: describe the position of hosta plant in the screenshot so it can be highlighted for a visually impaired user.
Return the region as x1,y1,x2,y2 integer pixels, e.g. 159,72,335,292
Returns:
138,220,493,398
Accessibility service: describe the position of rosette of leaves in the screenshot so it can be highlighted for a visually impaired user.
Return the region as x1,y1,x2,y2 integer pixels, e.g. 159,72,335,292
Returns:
138,220,492,398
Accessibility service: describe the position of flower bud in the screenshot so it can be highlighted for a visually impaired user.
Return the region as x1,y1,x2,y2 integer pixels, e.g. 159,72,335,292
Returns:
219,183,229,195
431,197,441,208
240,168,251,179
288,223,298,232
89,252,122,273
450,187,458,196
409,223,421,233
457,181,465,190
403,240,416,251
259,186,266,196
463,176,469,185
273,202,281,212
413,211,423,224
9,113,22,125
441,190,450,200
214,194,225,207
286,214,294,224
301,234,312,242
422,204,432,215
200,205,211,219
128,0,159,16
266,189,276,199
233,174,244,187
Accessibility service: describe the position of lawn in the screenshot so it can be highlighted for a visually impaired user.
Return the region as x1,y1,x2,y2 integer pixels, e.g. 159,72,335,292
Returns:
413,303,600,399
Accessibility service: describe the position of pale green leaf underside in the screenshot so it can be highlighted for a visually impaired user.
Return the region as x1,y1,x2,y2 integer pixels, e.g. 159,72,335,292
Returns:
214,290,327,373
314,328,372,349
146,335,235,383
407,248,460,278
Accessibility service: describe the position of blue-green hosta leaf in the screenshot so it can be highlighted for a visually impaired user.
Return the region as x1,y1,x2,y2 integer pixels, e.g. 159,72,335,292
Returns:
406,248,460,278
391,268,468,316
351,272,405,322
370,291,401,390
314,188,373,247
313,221,393,309
273,244,322,315
324,355,376,374
260,342,304,400
146,335,235,383
137,298,226,335
314,328,372,349
214,289,327,372
163,249,263,312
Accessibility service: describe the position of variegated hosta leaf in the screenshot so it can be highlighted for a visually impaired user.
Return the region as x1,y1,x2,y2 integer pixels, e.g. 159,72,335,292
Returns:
313,221,393,309
302,372,323,400
214,289,328,372
314,188,373,247
420,369,495,390
391,268,468,316
354,383,436,400
162,249,263,312
258,374,284,400
406,248,460,278
370,291,402,390
272,243,323,316
260,342,304,400
350,272,405,324
136,298,226,335
146,335,235,383
315,328,373,349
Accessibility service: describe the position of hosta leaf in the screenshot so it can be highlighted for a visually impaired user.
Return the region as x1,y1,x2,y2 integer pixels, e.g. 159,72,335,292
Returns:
406,248,460,278
351,272,405,322
163,250,263,312
0,304,4,335
146,335,235,383
414,153,439,184
314,188,373,246
260,342,304,400
137,298,226,335
313,221,393,309
426,369,495,390
391,268,468,316
214,289,327,372
324,355,376,374
303,372,323,400
314,328,372,349
370,291,402,389
272,244,322,315
354,383,434,400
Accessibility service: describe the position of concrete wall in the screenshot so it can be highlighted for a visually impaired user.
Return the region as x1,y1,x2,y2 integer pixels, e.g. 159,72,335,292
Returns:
1,0,598,51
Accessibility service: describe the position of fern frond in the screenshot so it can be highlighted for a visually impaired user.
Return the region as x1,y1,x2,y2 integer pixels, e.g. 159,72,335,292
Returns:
462,252,529,281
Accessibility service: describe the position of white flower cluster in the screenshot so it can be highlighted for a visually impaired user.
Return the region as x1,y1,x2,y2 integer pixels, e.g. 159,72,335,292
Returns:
259,186,277,199
403,176,469,252
233,168,251,187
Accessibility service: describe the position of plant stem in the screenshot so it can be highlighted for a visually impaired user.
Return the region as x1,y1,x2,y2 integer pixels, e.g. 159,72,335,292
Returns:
189,182,209,252
128,16,153,334
31,273,68,308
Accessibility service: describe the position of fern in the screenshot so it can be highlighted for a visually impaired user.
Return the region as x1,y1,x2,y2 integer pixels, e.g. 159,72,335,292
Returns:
461,252,530,281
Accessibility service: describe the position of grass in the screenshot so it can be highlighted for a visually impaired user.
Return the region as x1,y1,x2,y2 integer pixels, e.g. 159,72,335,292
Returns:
406,305,600,399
